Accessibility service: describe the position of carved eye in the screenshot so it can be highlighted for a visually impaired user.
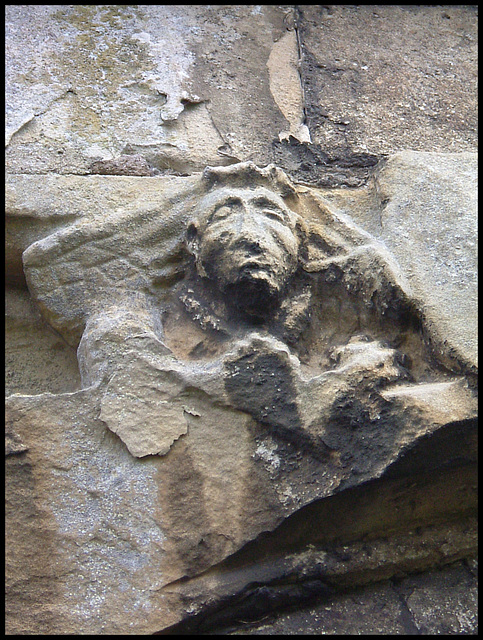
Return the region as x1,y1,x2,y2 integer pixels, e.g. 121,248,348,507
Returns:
210,205,232,223
262,208,287,223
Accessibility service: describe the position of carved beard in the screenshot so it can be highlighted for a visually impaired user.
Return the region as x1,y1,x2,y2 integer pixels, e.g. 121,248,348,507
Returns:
224,272,282,319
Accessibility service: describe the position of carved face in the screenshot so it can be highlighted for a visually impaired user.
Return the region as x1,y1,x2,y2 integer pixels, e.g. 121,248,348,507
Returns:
187,187,301,316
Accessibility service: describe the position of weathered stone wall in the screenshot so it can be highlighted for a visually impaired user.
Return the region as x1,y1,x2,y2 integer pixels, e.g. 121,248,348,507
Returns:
6,6,477,180
6,5,477,635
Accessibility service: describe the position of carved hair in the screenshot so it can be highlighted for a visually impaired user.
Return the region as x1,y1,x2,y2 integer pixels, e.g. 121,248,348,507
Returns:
202,162,299,203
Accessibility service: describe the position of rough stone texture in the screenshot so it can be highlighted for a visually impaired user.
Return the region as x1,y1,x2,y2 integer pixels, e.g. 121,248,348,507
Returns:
5,4,478,637
89,154,155,176
4,387,298,633
297,5,477,157
6,163,477,634
214,560,478,635
8,5,476,188
8,152,477,389
5,5,299,175
5,173,201,287
315,151,478,374
6,288,81,395
160,508,477,634
228,580,410,635
271,4,478,188
375,152,477,373
396,560,479,635
5,382,477,634
6,390,171,635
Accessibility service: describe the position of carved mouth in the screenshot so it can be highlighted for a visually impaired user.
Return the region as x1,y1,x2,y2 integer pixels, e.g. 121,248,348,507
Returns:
238,260,275,278
226,273,280,318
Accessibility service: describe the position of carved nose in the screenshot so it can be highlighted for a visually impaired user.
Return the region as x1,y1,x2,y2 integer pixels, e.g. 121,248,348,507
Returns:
233,209,266,248
239,210,259,231
245,240,263,255
233,237,263,254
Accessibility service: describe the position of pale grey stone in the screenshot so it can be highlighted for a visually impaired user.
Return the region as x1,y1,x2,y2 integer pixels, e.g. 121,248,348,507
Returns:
315,151,478,375
374,151,477,372
5,5,294,175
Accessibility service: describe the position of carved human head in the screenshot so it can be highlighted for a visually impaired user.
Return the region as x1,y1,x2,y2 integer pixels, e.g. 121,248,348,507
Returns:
187,163,304,317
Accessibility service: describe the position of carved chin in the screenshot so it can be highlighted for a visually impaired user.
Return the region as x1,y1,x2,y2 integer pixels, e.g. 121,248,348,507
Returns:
224,273,282,317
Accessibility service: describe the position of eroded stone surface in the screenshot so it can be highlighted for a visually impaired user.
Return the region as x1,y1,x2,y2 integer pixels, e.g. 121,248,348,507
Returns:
6,390,172,635
374,151,478,372
5,384,477,634
89,154,155,176
5,5,299,175
297,5,477,158
6,5,477,190
398,561,479,635
15,161,477,470
6,158,477,632
160,507,478,634
6,288,81,395
5,7,478,632
312,151,478,374
5,386,277,633
218,560,478,635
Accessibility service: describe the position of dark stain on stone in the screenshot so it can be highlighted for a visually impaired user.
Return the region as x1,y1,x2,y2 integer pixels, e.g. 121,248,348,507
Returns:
224,349,300,435
156,439,214,578
160,577,331,635
272,135,380,188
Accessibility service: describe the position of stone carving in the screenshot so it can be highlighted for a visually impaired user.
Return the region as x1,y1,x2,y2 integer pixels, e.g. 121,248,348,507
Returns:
23,162,475,465
14,160,477,634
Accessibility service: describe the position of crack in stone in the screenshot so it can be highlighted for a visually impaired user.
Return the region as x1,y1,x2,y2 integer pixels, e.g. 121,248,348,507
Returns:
293,7,309,135
390,580,421,635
